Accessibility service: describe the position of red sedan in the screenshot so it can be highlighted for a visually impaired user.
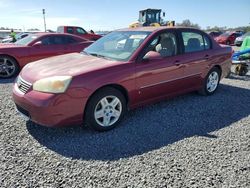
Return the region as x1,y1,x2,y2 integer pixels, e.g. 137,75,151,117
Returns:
13,27,232,131
0,33,93,78
215,32,242,45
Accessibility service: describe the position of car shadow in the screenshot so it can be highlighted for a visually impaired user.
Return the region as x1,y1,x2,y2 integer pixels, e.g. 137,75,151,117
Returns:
0,78,15,84
26,84,250,161
228,74,250,81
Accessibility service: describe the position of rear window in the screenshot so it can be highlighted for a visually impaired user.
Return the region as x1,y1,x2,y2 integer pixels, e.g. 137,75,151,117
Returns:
57,27,64,33
182,32,211,53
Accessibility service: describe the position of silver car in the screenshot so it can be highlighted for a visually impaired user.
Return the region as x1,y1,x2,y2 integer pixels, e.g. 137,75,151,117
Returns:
235,32,250,47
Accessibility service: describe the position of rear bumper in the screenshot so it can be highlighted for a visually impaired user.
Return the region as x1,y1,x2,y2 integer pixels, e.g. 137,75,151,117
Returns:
234,40,243,46
12,83,88,127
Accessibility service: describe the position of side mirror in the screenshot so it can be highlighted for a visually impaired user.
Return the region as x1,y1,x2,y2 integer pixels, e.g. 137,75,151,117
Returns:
143,51,162,61
33,41,42,47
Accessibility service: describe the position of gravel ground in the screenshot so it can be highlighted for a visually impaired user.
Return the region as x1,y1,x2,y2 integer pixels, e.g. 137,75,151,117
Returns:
0,74,250,188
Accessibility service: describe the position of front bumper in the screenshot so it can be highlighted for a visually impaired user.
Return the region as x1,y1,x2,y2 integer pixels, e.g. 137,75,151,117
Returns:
13,83,88,127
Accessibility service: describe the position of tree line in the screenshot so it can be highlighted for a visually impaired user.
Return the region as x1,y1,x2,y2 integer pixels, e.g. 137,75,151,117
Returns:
176,19,250,32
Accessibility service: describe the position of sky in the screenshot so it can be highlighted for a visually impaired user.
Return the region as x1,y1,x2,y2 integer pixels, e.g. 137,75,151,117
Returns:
0,0,249,31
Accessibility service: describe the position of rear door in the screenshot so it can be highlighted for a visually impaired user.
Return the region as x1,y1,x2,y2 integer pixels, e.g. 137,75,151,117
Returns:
178,30,214,88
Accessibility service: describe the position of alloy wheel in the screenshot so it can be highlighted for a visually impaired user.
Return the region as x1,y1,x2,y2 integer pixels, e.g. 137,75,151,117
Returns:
0,57,16,78
94,96,122,127
207,71,219,93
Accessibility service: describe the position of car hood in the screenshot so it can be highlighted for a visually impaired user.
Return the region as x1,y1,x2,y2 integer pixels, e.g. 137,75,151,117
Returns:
0,43,24,49
20,53,123,83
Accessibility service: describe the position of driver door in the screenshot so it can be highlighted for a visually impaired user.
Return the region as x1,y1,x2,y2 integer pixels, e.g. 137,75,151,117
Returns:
135,31,186,104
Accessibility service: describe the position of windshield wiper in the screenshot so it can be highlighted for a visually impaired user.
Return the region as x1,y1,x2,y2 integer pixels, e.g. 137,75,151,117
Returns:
89,53,113,60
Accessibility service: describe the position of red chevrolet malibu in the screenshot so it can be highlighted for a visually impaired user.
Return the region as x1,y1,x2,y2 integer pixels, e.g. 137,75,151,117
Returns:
13,27,232,131
0,33,93,78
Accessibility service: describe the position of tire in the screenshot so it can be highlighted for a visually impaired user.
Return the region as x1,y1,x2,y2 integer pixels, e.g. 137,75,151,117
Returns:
85,87,127,131
226,41,230,45
0,55,19,78
198,67,221,96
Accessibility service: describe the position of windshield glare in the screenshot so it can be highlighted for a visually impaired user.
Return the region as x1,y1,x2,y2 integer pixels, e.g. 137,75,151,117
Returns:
83,31,151,61
15,35,38,45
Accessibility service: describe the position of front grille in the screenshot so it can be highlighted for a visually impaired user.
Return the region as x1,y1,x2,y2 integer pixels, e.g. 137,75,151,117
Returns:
17,76,32,94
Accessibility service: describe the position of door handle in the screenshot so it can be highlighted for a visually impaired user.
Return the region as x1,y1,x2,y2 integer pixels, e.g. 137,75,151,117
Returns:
174,60,184,67
204,55,210,60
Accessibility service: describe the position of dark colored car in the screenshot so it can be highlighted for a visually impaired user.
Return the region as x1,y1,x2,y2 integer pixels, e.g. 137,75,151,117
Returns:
208,31,223,39
13,27,232,131
57,26,102,41
234,32,250,46
215,32,242,45
0,33,93,78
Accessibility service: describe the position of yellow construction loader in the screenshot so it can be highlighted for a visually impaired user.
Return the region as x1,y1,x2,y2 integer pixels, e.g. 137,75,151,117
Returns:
129,9,175,28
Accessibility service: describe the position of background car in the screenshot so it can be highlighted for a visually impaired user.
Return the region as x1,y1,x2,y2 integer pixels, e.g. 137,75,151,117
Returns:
234,31,250,46
215,31,242,45
0,33,93,78
13,27,232,131
1,32,30,43
208,31,223,39
57,26,102,41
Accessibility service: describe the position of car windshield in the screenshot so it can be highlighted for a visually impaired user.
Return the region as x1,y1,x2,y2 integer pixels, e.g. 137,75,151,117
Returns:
15,34,38,45
83,31,151,61
220,33,230,37
15,33,28,40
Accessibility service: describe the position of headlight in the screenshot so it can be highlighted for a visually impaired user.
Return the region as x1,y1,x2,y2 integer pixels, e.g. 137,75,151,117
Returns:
33,76,72,93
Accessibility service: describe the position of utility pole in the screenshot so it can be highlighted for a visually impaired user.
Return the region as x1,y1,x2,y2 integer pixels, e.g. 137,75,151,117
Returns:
42,9,46,32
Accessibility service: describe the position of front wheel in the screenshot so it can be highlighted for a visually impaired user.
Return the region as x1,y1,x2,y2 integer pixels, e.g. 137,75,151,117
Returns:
199,67,221,96
85,87,126,131
0,55,19,78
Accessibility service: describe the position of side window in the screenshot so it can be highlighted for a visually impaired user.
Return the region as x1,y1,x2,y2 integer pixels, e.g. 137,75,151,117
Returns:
41,36,66,45
146,32,177,57
76,28,87,34
65,36,77,44
67,27,74,34
40,36,51,45
53,36,64,44
182,32,210,52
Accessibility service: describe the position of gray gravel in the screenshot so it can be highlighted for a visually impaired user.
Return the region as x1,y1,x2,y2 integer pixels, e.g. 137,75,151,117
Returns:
0,74,250,188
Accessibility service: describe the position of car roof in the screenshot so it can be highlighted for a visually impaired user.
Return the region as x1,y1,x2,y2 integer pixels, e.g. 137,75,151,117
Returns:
117,26,202,32
30,32,87,40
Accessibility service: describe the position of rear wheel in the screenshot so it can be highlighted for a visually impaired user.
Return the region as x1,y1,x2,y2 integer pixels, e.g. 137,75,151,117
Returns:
85,87,126,131
226,41,230,45
0,55,19,78
199,67,221,96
